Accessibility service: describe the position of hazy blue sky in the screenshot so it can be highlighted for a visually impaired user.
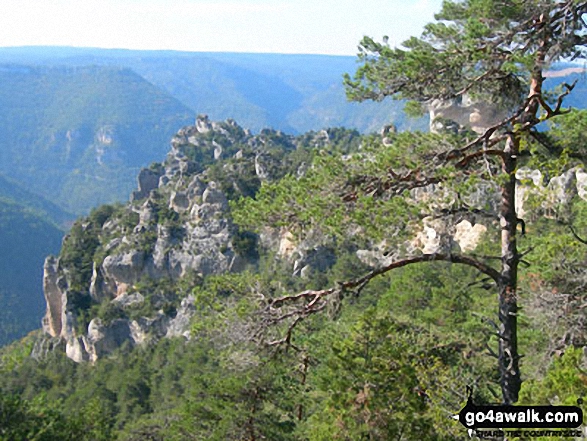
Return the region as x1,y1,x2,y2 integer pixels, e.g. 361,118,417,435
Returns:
0,0,443,55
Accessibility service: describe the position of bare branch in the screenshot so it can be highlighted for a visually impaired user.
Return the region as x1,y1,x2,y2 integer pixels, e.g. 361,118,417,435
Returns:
570,225,587,245
455,149,507,168
472,312,500,332
261,253,501,347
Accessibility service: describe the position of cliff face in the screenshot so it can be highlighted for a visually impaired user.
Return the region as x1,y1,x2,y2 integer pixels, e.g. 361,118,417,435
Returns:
41,115,587,363
41,116,351,362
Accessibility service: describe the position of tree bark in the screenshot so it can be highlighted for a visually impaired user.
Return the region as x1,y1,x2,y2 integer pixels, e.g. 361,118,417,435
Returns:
498,133,521,404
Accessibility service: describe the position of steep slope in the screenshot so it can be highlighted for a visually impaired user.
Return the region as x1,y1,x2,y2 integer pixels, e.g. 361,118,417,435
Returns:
0,173,73,227
0,172,71,347
0,48,582,218
38,117,361,362
4,116,587,439
122,53,426,134
0,47,426,134
0,64,192,214
0,198,63,346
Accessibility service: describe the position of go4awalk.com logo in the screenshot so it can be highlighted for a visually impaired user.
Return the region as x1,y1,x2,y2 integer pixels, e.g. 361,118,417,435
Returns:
454,388,583,438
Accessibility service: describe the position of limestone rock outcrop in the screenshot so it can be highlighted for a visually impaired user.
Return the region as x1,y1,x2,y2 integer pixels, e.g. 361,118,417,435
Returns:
44,116,584,364
41,118,345,362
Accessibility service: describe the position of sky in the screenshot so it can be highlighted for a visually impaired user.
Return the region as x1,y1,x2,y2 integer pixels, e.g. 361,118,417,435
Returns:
0,0,444,55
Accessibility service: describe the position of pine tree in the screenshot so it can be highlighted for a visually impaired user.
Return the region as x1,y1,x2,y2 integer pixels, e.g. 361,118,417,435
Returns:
346,0,587,404
239,0,587,405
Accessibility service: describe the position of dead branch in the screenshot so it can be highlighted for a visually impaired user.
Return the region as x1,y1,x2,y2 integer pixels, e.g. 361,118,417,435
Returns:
260,253,501,348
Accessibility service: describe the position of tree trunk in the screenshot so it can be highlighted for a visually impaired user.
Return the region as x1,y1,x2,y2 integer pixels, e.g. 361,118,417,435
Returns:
498,34,546,402
498,133,521,404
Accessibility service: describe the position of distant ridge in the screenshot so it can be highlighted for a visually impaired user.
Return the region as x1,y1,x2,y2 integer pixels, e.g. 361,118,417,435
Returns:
545,66,586,78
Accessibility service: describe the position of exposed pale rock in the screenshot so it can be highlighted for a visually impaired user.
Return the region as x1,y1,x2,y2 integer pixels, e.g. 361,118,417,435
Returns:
429,96,505,134
380,124,396,146
255,153,269,180
410,183,456,212
461,181,501,215
131,167,163,202
213,141,223,160
412,218,455,254
166,295,196,339
100,251,146,298
195,114,212,133
137,199,157,227
543,169,577,215
103,251,145,281
170,191,190,213
576,169,587,200
95,126,114,145
66,336,90,363
130,314,169,345
42,256,65,337
202,182,228,208
356,249,389,268
187,175,206,201
159,175,170,187
90,263,115,301
31,336,64,360
87,318,132,362
112,292,145,307
516,168,544,218
454,220,487,252
517,168,543,186
278,230,296,257
104,237,122,253
414,225,441,254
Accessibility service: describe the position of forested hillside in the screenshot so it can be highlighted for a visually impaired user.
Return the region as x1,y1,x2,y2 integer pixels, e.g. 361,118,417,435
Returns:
0,65,192,214
0,47,427,134
0,173,72,227
0,199,63,346
2,1,587,440
0,48,581,217
3,106,587,438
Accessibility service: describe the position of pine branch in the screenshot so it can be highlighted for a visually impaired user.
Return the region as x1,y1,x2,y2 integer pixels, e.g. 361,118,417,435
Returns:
260,253,500,348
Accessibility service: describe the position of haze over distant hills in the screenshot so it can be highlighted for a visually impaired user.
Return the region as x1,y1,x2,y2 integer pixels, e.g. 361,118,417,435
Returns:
0,47,583,347
0,46,421,134
0,63,193,214
0,46,426,216
0,198,62,346
0,46,420,345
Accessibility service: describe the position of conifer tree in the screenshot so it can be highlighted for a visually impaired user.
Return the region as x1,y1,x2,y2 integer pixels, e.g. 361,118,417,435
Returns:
239,0,587,405
342,0,587,404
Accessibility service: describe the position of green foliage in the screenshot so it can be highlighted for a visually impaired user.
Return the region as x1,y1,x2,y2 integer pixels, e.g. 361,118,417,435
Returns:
231,228,259,260
60,203,121,291
0,390,113,441
302,312,443,440
208,157,262,200
233,131,467,244
0,331,37,373
514,348,587,440
0,393,73,441
520,347,587,407
0,65,193,214
550,109,587,159
4,4,587,438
